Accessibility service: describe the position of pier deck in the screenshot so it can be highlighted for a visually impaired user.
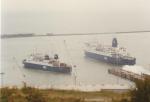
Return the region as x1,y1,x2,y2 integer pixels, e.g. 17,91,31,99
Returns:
108,68,146,82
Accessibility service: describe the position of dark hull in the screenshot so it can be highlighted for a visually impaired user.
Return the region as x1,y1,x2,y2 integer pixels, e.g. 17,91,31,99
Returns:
23,61,72,73
85,51,136,65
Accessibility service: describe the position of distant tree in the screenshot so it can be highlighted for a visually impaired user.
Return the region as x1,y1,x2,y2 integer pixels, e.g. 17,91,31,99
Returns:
130,76,150,102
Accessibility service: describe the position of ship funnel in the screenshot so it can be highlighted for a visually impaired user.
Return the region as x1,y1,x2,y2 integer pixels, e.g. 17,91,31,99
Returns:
54,54,59,60
112,38,118,47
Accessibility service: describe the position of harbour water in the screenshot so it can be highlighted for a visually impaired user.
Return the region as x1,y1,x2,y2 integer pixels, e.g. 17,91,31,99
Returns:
1,33,150,88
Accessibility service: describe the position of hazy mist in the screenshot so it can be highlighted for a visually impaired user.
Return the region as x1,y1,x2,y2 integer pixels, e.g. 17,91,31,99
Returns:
1,0,150,34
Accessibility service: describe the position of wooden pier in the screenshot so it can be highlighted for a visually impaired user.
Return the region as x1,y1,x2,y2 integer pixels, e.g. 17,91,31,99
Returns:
108,68,146,82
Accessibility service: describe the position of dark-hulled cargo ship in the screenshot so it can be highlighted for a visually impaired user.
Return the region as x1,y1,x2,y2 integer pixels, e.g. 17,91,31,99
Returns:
84,38,136,65
23,53,72,73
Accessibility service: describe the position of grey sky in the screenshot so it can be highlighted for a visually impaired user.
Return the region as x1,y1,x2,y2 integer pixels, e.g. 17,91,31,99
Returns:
2,0,150,34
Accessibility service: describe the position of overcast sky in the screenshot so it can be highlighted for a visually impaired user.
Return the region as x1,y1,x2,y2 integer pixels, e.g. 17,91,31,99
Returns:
2,0,150,34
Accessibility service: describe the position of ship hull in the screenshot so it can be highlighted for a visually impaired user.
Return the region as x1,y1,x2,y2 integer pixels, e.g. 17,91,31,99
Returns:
85,51,136,65
23,61,72,74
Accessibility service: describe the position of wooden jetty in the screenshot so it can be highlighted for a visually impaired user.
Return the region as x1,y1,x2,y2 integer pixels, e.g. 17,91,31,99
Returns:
108,68,147,82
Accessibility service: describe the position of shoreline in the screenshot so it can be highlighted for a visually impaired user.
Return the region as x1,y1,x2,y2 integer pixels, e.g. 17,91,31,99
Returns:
1,30,150,39
0,83,133,92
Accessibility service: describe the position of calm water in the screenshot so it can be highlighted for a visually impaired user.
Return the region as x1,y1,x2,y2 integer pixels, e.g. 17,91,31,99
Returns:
1,33,150,88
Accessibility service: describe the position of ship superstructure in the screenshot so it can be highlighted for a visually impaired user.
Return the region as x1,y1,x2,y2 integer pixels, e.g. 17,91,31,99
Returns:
23,53,72,73
84,38,136,65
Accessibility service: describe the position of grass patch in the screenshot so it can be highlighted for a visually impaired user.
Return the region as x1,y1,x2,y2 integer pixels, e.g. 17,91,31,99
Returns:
0,86,130,102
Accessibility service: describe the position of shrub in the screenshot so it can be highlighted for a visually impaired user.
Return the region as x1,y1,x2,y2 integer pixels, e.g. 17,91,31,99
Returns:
21,85,46,102
130,77,150,102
